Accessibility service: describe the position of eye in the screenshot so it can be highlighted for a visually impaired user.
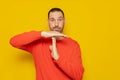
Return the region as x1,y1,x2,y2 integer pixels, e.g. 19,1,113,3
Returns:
58,18,63,21
50,19,55,22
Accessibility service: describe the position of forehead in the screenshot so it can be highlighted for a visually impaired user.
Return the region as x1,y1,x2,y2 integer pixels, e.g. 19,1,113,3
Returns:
49,11,64,18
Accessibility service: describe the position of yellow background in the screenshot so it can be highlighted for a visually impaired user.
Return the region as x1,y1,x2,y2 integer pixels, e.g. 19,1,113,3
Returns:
0,0,120,80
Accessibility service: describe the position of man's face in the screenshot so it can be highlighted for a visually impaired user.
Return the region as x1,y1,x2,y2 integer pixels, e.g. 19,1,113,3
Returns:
48,11,65,33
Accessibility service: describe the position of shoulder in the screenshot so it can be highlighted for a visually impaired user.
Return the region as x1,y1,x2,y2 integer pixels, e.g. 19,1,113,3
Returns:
66,37,80,47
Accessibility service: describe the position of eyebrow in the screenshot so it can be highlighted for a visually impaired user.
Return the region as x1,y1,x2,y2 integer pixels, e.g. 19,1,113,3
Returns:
49,16,63,19
49,18,54,20
58,16,64,18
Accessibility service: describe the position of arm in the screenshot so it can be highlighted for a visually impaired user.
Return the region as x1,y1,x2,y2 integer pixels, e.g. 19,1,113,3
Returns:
10,31,67,52
10,31,43,52
55,43,84,80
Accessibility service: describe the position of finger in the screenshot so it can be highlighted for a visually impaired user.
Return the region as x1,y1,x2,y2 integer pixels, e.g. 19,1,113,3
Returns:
54,33,68,37
52,37,56,46
49,45,54,57
62,34,68,37
49,45,53,51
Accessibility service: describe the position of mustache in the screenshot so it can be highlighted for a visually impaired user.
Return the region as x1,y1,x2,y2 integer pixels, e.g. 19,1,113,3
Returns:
53,26,61,29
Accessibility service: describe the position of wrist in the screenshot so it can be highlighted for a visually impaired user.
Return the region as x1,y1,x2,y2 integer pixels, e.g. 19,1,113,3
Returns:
41,31,46,37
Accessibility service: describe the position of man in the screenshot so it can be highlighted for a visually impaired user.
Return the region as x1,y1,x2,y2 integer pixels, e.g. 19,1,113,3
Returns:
10,8,84,80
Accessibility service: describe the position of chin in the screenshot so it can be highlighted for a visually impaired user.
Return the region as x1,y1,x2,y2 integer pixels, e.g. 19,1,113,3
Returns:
50,29,63,33
53,29,61,32
56,30,63,33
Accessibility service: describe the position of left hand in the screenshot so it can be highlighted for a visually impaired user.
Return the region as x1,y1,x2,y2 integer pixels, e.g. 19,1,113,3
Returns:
49,37,59,60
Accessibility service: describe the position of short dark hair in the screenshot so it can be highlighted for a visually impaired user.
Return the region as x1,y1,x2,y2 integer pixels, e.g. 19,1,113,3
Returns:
48,8,64,18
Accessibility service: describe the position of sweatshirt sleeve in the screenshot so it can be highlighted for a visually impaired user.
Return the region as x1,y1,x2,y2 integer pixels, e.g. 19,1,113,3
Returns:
55,43,84,80
10,31,43,53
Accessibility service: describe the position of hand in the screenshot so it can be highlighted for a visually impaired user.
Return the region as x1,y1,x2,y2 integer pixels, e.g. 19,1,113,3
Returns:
41,31,67,38
49,37,59,60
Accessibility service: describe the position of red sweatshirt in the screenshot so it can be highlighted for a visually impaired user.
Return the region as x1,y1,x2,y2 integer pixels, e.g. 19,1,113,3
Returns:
10,31,84,80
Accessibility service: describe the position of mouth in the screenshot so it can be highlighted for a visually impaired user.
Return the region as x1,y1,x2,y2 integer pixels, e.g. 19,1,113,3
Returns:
53,28,61,32
54,28,60,30
53,28,61,30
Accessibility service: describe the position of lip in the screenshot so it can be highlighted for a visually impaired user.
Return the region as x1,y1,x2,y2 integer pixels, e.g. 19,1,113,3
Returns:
54,28,60,30
53,29,61,32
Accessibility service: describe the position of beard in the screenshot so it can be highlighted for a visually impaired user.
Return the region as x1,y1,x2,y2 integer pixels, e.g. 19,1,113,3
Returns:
51,26,64,33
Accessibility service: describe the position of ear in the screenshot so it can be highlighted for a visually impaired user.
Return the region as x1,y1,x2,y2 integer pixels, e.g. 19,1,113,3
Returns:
64,18,66,24
47,19,49,25
47,19,51,28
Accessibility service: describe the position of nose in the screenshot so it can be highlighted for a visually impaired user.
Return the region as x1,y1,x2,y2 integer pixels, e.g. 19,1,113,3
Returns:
55,20,59,26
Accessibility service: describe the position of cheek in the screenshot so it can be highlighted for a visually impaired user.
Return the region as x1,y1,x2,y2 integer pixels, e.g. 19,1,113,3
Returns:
59,22,64,27
49,22,54,28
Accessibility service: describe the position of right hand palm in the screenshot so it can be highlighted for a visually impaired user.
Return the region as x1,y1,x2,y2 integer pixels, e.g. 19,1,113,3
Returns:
41,31,67,38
